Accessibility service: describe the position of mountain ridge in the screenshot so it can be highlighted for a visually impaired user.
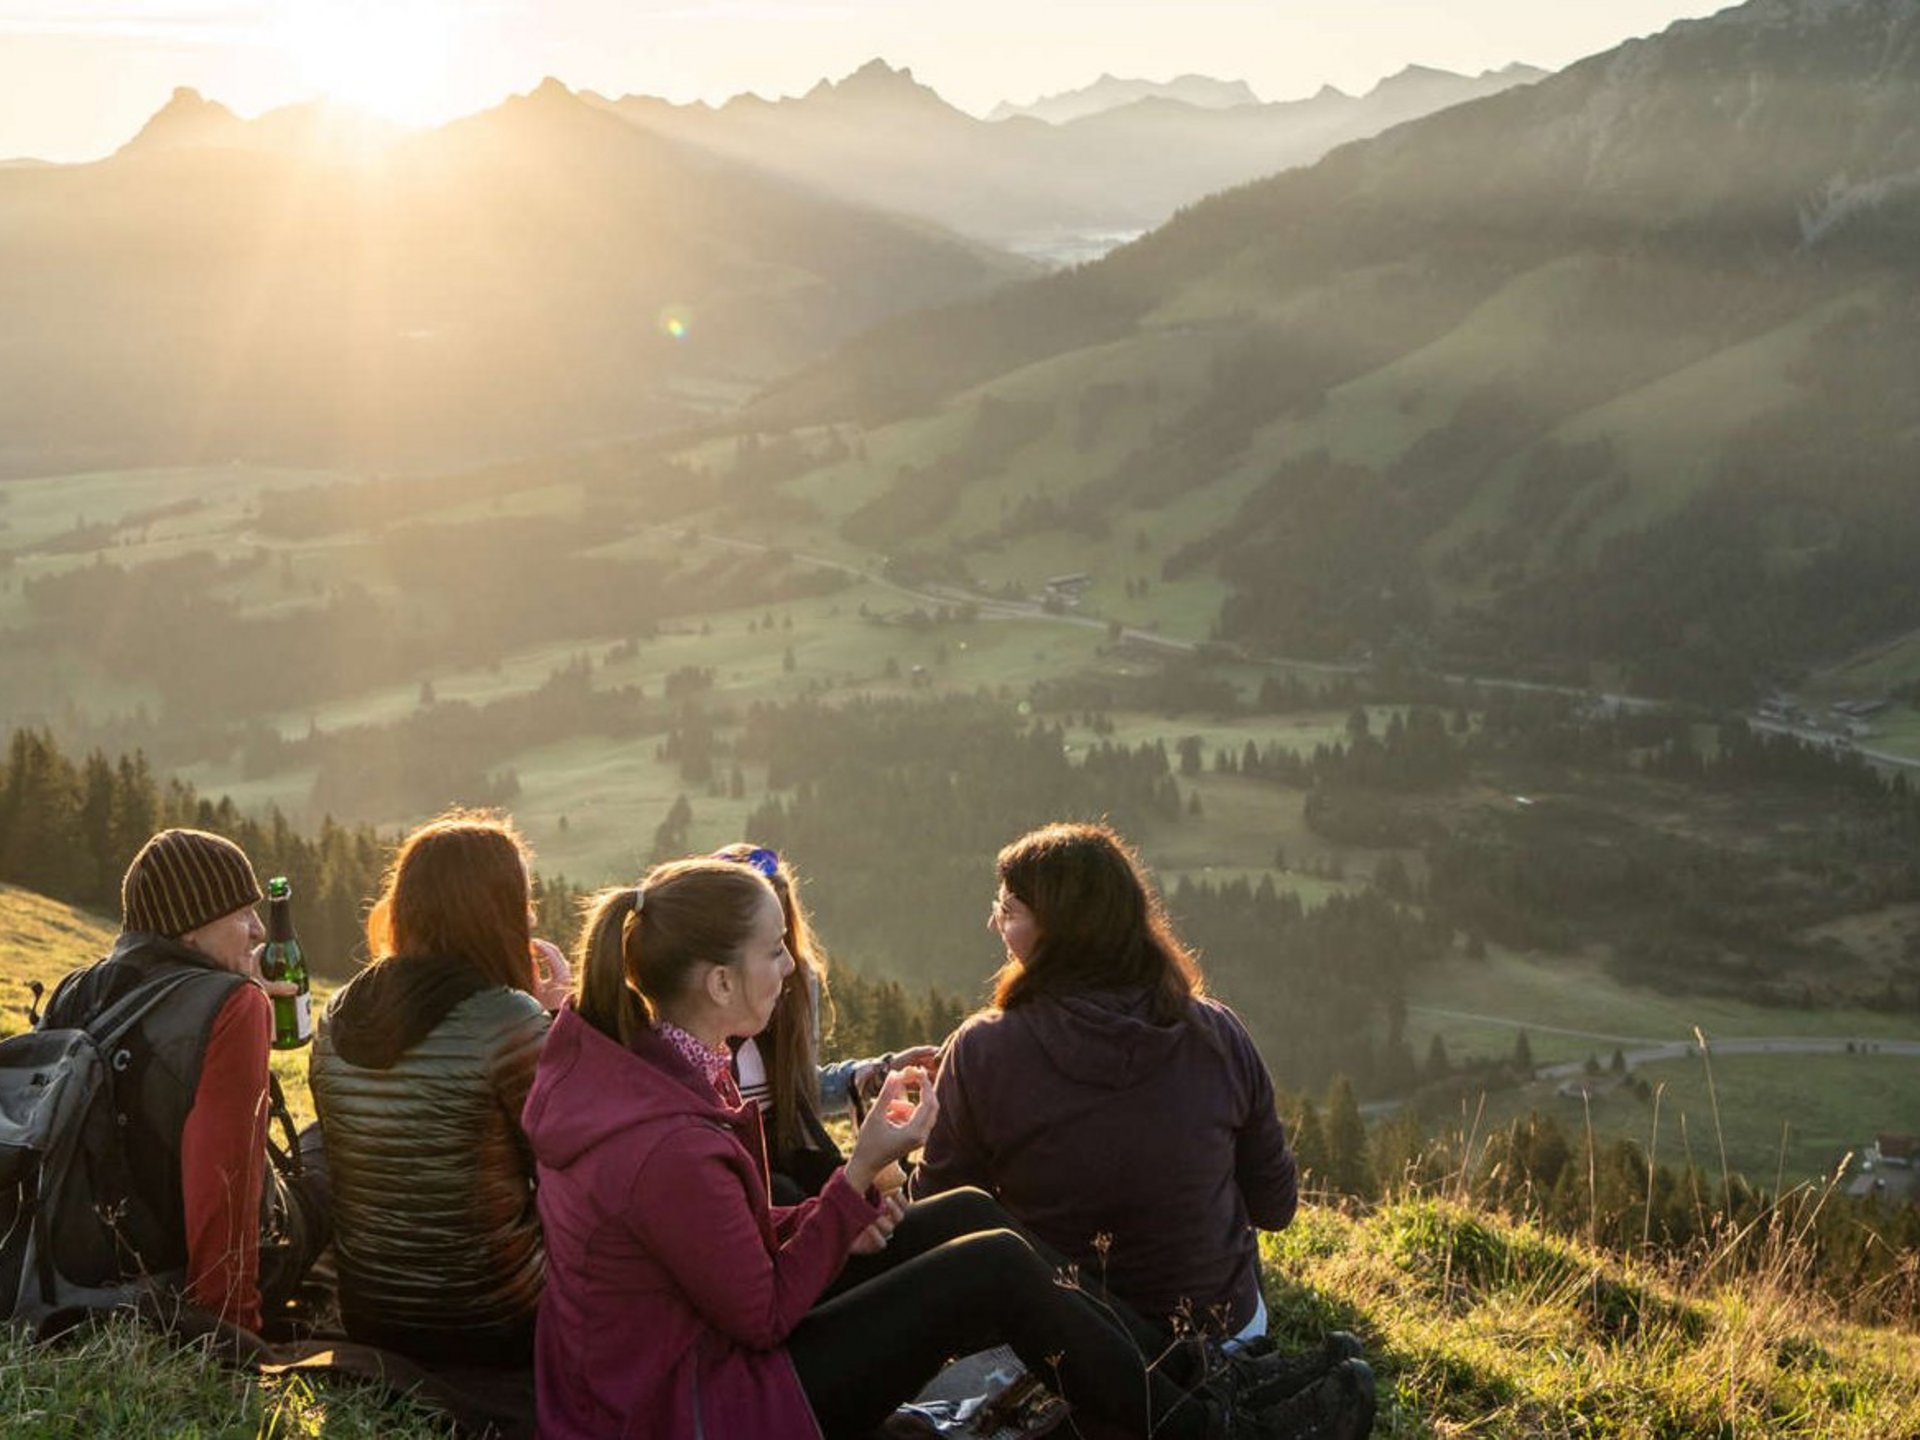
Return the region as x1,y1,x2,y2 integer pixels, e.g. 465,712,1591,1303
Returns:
597,57,1550,247
0,77,1025,473
988,72,1263,124
739,0,1920,701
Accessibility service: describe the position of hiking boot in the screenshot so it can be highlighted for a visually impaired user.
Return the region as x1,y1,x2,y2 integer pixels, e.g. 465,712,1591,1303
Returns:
1255,1358,1376,1440
1217,1331,1366,1410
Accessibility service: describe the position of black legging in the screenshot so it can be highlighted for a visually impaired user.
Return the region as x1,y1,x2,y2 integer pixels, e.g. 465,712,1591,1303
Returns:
786,1189,1214,1440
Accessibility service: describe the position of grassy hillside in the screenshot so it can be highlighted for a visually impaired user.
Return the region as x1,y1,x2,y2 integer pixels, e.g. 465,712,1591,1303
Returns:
1263,1195,1920,1437
0,885,116,1040
4,890,1917,1433
4,1191,1916,1437
730,0,1920,705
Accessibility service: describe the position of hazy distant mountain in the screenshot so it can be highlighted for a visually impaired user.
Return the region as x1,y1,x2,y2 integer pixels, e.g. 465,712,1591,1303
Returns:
599,62,1086,240
119,87,407,162
595,59,1548,251
117,86,247,151
750,0,1920,701
988,73,1261,124
0,79,1025,472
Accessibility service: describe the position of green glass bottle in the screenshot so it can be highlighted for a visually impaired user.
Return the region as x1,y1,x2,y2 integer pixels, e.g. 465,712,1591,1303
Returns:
260,876,313,1049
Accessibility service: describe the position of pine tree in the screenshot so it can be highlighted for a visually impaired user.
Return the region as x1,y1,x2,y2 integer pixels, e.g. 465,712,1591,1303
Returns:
872,980,912,1050
1290,1098,1331,1187
1324,1076,1375,1198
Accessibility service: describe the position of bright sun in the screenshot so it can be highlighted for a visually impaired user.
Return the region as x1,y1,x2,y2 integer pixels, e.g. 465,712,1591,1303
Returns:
273,0,462,126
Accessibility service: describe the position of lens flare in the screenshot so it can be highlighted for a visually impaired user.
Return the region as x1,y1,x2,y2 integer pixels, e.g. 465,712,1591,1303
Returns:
659,306,692,341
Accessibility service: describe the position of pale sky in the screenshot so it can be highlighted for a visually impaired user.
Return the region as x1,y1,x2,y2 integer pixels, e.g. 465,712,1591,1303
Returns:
1,0,1735,162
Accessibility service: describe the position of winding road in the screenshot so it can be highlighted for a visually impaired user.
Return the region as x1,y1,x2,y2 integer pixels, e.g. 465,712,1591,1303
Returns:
661,519,1920,773
1405,1003,1920,1080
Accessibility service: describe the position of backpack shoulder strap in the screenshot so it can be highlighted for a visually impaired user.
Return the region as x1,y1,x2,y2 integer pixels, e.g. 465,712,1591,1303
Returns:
84,969,220,1053
264,1071,303,1181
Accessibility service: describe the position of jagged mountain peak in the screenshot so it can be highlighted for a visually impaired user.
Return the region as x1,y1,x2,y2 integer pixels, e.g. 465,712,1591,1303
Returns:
993,72,1262,124
158,86,221,115
118,86,242,154
493,75,620,128
1368,63,1472,96
846,57,916,85
805,58,948,108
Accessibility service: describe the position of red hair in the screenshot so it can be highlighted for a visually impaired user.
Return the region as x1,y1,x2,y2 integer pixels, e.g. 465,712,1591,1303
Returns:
365,809,536,993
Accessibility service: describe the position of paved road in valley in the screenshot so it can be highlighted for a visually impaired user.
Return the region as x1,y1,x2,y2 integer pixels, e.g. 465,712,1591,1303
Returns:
1535,1034,1920,1080
666,524,1920,776
1406,1004,1920,1079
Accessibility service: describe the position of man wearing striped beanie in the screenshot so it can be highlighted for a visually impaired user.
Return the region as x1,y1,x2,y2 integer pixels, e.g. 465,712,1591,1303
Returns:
40,828,330,1333
122,827,268,972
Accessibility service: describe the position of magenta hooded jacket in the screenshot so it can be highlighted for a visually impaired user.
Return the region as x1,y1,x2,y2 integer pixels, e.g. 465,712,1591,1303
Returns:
523,1004,880,1440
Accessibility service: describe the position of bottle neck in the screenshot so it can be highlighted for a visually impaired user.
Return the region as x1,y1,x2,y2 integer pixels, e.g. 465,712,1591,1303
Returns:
266,900,296,944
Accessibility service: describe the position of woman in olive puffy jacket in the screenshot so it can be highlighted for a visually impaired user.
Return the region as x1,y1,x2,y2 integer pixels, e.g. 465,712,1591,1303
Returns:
310,810,571,1365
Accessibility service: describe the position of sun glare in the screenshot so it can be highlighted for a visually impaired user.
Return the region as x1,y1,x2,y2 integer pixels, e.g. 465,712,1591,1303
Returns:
273,0,463,127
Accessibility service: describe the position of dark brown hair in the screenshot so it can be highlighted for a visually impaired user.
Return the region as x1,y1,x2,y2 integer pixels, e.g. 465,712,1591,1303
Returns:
365,809,536,992
992,821,1203,1024
574,858,773,1047
712,843,829,1153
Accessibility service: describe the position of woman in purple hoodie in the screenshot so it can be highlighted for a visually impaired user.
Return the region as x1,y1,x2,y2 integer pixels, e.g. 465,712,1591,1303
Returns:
523,855,1308,1440
913,821,1304,1341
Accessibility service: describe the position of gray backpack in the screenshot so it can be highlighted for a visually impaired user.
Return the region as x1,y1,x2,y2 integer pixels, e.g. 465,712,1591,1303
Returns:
0,969,206,1327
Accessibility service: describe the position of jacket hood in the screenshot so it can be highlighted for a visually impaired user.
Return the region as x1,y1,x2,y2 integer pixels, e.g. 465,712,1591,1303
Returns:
326,953,495,1070
524,1004,741,1172
1022,988,1194,1089
108,930,227,973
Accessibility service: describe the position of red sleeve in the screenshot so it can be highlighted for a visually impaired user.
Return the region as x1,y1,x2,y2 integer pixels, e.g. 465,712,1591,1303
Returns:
769,1163,875,1243
179,984,270,1331
770,1200,807,1244
636,1134,878,1350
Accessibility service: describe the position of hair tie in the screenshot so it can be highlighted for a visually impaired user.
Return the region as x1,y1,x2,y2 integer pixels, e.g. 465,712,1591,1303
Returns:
632,885,647,914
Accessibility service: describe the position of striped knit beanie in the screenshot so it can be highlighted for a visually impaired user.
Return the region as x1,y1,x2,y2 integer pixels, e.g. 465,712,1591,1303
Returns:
121,828,264,938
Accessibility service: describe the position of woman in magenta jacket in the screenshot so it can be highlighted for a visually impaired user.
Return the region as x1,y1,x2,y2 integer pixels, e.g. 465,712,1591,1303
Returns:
523,856,1297,1440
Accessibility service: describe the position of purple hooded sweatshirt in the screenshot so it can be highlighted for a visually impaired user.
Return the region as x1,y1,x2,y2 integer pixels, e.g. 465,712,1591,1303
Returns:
911,990,1296,1334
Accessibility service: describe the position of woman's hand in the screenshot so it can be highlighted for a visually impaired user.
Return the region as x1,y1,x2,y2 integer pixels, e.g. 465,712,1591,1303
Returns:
848,1192,908,1255
853,1044,944,1104
844,1067,938,1193
531,938,574,1011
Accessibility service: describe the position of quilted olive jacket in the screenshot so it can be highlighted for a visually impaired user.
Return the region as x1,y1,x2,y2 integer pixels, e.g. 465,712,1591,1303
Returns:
310,960,550,1358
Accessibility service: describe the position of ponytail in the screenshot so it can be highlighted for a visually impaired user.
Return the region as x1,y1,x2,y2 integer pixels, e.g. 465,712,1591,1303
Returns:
572,861,772,1046
575,886,650,1046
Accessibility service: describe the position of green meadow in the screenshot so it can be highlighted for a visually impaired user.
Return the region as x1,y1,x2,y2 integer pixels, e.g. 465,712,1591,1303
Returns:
1400,948,1920,1186
8,460,1920,1196
1446,1049,1920,1193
